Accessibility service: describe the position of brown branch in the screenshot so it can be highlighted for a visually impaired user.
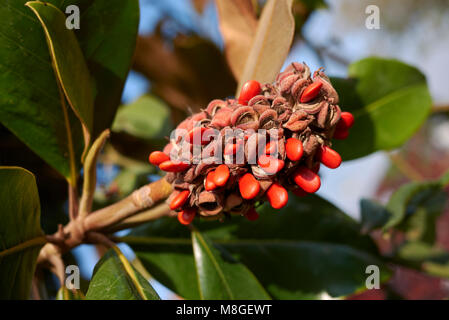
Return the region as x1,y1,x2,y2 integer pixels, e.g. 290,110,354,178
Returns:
102,203,174,234
83,177,172,231
37,177,173,265
68,184,79,221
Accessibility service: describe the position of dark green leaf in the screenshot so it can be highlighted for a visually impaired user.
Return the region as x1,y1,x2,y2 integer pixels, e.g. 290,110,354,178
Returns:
192,230,270,300
86,247,160,300
333,57,432,160
126,195,389,299
383,171,449,244
0,167,45,299
75,0,139,137
26,1,94,159
0,0,85,181
0,0,139,180
360,199,391,233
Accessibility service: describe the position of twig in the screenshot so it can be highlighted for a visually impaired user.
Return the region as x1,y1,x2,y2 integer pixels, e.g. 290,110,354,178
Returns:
68,184,79,221
79,129,111,218
37,177,173,264
83,177,173,231
86,232,116,249
102,203,174,234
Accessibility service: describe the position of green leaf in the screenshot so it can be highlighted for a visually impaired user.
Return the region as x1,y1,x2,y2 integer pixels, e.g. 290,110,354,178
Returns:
192,230,270,300
0,0,139,181
0,167,45,299
86,247,160,300
333,57,432,160
382,171,449,244
75,0,139,137
126,195,390,299
112,95,173,141
360,199,391,233
0,0,86,181
26,1,94,161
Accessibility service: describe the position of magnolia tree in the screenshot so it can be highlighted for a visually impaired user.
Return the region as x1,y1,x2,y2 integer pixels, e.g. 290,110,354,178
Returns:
0,0,448,300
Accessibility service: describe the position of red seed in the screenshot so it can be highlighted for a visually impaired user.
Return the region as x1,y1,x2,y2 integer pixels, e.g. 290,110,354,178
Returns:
159,160,190,172
213,164,230,187
149,151,170,166
317,146,342,169
186,127,211,145
239,173,260,200
285,138,303,161
178,208,196,225
264,141,277,155
205,171,217,191
169,190,190,210
300,81,322,103
258,155,284,174
333,126,349,139
266,183,288,209
245,207,259,221
292,167,321,193
224,140,243,156
238,80,261,105
340,112,354,128
292,187,308,197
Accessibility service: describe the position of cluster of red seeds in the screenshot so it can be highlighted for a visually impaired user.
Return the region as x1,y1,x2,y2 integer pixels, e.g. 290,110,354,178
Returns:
149,62,354,225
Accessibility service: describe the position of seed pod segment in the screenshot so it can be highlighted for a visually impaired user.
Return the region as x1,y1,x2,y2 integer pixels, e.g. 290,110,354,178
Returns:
205,171,217,191
149,151,170,166
178,208,196,225
300,81,322,103
245,207,259,221
169,190,190,210
317,146,342,169
266,183,288,209
159,160,190,172
238,80,261,105
293,167,321,193
239,173,260,200
213,164,230,187
285,138,303,161
258,155,285,174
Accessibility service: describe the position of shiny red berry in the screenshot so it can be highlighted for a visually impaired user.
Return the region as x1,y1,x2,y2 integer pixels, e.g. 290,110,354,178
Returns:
292,167,321,193
213,164,230,187
264,141,277,155
239,173,260,200
238,80,261,105
300,81,322,103
340,112,354,128
159,160,190,172
169,190,190,210
178,208,196,225
149,151,170,166
258,155,284,174
292,187,308,197
333,126,349,140
205,171,217,191
317,146,342,169
266,183,288,209
245,207,259,221
186,127,212,145
285,138,303,161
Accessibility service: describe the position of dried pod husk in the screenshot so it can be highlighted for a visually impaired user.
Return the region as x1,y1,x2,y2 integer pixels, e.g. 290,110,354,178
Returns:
231,106,259,130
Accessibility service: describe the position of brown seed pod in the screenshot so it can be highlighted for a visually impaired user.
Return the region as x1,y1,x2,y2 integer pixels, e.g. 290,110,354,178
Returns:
150,62,353,224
